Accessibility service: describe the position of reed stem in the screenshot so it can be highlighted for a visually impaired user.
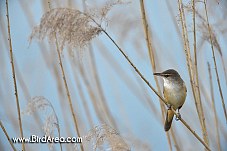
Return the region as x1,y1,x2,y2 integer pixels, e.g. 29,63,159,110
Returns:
54,36,84,151
101,28,211,151
0,121,17,151
5,0,25,150
177,0,209,146
208,62,221,151
139,0,174,150
203,0,227,124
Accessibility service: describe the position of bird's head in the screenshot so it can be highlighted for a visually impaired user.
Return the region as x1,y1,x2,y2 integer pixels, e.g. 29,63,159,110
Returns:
154,69,180,78
153,69,181,80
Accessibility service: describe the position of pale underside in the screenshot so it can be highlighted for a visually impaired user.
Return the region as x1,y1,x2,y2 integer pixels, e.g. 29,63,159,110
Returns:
163,77,187,110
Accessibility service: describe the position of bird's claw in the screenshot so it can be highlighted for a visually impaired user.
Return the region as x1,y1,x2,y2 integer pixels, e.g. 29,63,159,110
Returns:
175,113,181,121
167,104,172,110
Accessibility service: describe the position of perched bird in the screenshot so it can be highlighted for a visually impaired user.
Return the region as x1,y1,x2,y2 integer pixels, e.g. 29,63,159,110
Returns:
154,69,187,131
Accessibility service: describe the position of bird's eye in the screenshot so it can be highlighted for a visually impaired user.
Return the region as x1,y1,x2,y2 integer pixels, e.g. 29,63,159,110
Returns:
165,74,171,77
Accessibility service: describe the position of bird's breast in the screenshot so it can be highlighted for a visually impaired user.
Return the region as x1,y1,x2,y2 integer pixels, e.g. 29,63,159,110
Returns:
163,78,187,109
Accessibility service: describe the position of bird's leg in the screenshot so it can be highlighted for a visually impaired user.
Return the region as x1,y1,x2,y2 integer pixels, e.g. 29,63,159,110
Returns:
175,108,181,121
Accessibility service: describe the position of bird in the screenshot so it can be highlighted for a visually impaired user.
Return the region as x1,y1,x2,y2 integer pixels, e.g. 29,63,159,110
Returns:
154,69,187,131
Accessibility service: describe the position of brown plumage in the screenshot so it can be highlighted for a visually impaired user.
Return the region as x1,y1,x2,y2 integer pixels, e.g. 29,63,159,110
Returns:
154,69,187,131
164,109,174,131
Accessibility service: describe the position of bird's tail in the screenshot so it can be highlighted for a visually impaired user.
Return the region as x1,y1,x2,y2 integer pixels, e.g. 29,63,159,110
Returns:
164,109,174,131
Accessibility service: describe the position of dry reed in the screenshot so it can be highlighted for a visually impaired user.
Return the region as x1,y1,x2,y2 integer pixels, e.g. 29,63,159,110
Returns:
2,0,226,150
22,96,62,151
177,0,209,147
0,120,17,151
207,62,221,151
139,0,173,150
54,35,84,151
86,124,130,151
5,0,25,150
203,0,227,124
101,26,211,151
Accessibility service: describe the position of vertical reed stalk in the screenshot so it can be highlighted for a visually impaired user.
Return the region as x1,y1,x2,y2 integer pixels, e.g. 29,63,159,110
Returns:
5,0,25,150
0,121,17,151
54,36,84,151
139,0,174,150
47,2,84,150
177,0,209,147
192,0,210,147
203,0,227,124
192,0,203,108
177,0,199,120
207,62,221,151
220,56,227,86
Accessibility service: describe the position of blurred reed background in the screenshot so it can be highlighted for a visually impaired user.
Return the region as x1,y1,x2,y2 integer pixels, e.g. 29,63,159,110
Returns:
0,0,227,150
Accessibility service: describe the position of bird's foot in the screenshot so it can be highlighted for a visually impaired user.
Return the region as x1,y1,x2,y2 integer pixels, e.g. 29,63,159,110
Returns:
167,104,172,110
175,113,181,121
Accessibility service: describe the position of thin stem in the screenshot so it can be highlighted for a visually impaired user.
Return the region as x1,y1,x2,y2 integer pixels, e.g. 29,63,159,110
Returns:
101,29,211,151
139,0,155,69
99,42,160,119
208,62,221,151
0,121,17,151
56,125,63,151
5,0,25,150
177,0,199,122
48,101,63,151
102,29,166,103
203,0,227,123
192,0,210,147
54,37,84,151
139,0,173,150
177,113,211,151
47,1,84,150
192,0,200,114
220,56,227,87
178,0,209,146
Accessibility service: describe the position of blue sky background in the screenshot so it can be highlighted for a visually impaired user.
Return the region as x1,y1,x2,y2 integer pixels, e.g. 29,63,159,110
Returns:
0,0,227,150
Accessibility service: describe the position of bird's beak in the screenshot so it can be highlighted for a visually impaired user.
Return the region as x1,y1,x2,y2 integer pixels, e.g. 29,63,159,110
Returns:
153,72,163,76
